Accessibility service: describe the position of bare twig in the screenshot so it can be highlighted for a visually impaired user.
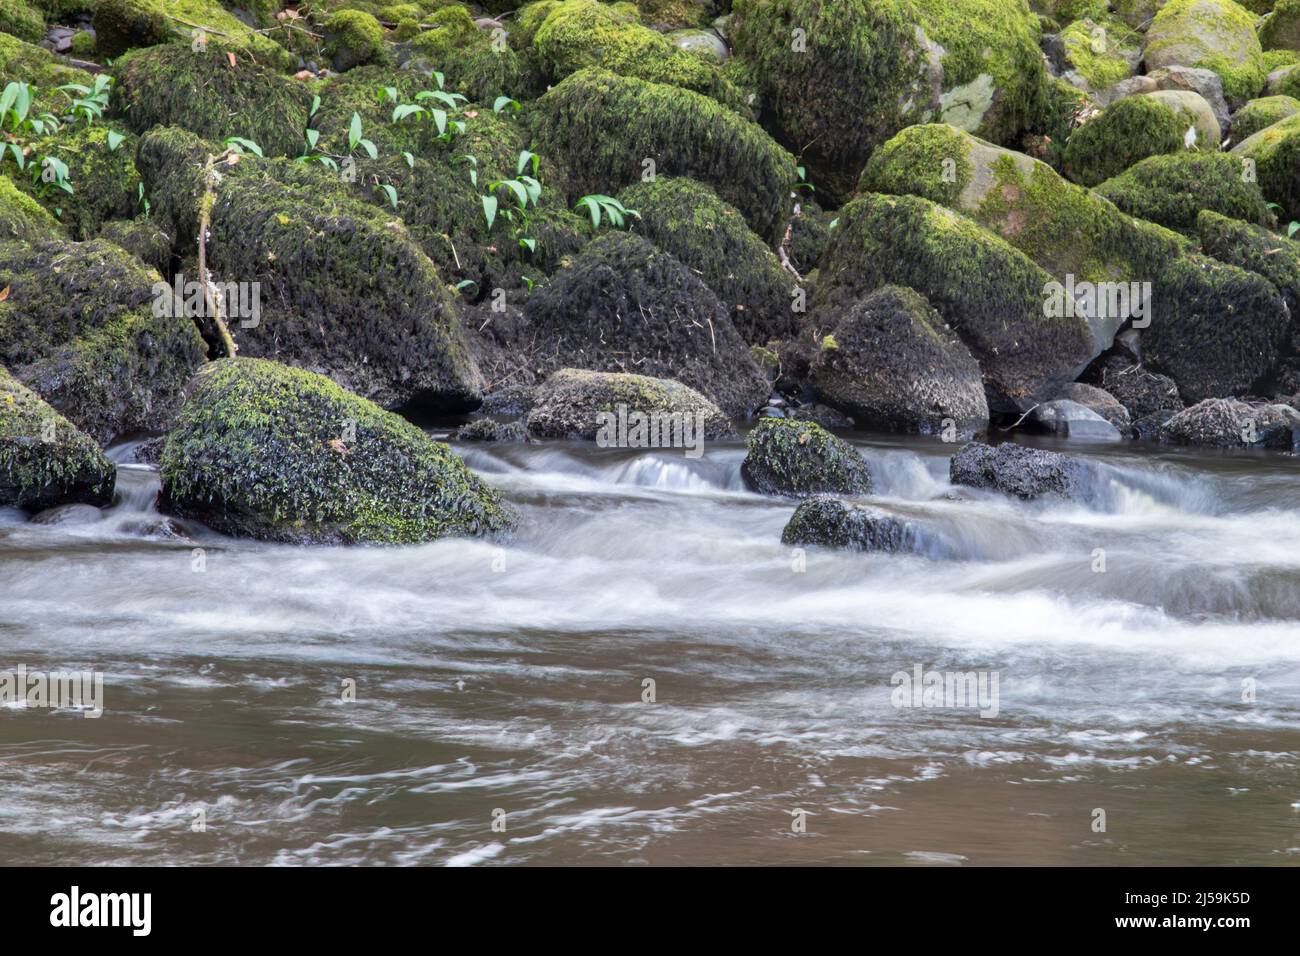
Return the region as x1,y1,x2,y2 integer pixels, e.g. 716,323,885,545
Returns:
198,149,239,360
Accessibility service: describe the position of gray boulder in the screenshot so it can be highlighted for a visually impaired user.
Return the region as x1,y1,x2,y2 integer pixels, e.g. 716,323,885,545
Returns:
949,441,1094,501
781,497,925,554
1029,400,1123,440
742,418,872,498
1159,398,1300,450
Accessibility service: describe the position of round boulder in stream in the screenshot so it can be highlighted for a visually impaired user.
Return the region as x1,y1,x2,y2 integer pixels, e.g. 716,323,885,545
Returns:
525,369,734,443
159,359,516,545
781,497,924,555
741,418,872,498
949,441,1094,501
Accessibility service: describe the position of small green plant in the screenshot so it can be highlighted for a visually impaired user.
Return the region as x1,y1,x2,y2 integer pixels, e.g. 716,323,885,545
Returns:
391,74,469,145
347,111,378,160
481,150,545,254
574,194,640,230
493,95,521,116
57,73,112,123
224,136,264,157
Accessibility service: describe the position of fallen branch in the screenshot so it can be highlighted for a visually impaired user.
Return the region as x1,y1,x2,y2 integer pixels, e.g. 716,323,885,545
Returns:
198,149,239,360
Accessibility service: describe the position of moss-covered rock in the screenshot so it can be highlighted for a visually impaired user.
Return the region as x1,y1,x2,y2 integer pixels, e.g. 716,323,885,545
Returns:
1058,17,1141,92
1100,360,1184,420
637,0,712,28
0,174,63,243
0,0,47,44
0,365,115,511
1159,397,1300,448
524,367,734,440
817,192,1093,412
516,231,769,417
1197,208,1300,359
1060,93,1208,187
741,417,872,497
1095,152,1274,234
324,9,388,72
1143,253,1289,402
616,177,797,343
158,358,515,544
809,285,988,437
113,42,309,159
949,440,1095,500
1260,0,1300,52
96,215,172,274
531,68,798,243
730,0,1051,203
434,41,543,104
408,2,483,60
137,126,483,411
0,236,207,443
0,32,92,113
781,496,922,553
532,0,739,105
1232,94,1300,139
1144,0,1265,103
93,0,295,65
1230,111,1300,219
18,126,140,242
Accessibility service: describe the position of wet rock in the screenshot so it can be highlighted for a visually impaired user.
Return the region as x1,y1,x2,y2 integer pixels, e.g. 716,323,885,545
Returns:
781,496,919,554
668,28,728,62
1101,363,1185,420
132,436,165,465
456,419,526,443
949,441,1092,500
741,418,872,498
29,503,102,526
159,358,515,545
524,368,734,442
810,285,988,438
518,232,769,418
787,404,855,430
1028,400,1123,441
1054,382,1132,429
0,366,115,511
1159,397,1300,450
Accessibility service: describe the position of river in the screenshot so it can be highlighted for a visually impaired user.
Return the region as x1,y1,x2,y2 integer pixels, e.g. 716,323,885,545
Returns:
1,430,1297,865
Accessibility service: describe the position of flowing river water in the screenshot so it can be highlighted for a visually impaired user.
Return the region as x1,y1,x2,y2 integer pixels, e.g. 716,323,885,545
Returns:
1,429,1298,866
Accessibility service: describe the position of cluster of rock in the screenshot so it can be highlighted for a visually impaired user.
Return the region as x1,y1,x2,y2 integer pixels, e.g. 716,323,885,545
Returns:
4,0,1300,543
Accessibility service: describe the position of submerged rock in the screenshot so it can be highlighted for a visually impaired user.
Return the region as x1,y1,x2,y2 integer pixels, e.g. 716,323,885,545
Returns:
524,368,734,443
1159,397,1300,450
0,366,114,511
949,441,1093,500
741,418,872,498
781,496,920,554
518,232,769,418
158,359,516,545
810,285,988,438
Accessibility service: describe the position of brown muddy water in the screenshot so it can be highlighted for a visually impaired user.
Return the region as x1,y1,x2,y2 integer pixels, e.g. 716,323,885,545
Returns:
0,432,1298,865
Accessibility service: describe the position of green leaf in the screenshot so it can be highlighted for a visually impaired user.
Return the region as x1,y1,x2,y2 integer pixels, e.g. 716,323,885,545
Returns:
1289,221,1300,239
392,103,425,123
310,94,321,118
520,237,537,254
431,109,447,137
380,184,398,209
106,130,124,151
576,196,600,229
359,138,377,161
305,128,320,149
348,112,362,150
402,150,414,169
481,194,498,231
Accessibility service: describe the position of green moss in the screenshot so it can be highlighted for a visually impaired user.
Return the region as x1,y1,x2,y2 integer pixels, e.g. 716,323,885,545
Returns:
409,3,482,59
18,126,139,241
531,68,799,243
0,0,47,44
1198,208,1300,321
438,41,543,103
113,42,310,158
68,31,97,57
1231,111,1300,219
860,123,975,207
0,365,115,511
616,177,798,343
159,357,515,544
741,417,872,497
1261,0,1300,51
1061,95,1188,186
1095,152,1275,235
1059,17,1141,90
324,10,388,72
0,33,92,115
0,174,63,243
513,1,560,48
1232,95,1300,140
93,0,295,66
97,214,172,273
636,0,709,27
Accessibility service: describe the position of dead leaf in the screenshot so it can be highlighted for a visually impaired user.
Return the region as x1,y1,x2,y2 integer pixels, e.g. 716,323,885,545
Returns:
293,70,314,81
328,439,348,455
0,285,9,301
226,52,237,69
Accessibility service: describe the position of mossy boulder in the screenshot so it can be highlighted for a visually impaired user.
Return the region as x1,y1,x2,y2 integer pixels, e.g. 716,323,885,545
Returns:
1058,17,1141,92
638,0,713,28
1100,361,1184,420
1142,253,1289,402
1260,0,1300,52
517,232,769,417
1143,0,1264,103
93,0,295,65
1230,111,1300,220
1232,95,1300,139
0,32,92,112
1095,152,1274,234
1061,93,1212,187
408,3,483,60
0,237,207,444
0,0,46,44
158,358,516,544
137,126,483,411
781,496,921,554
434,41,544,104
809,285,988,437
324,10,388,72
616,177,798,343
816,192,1093,412
97,215,172,274
532,0,738,104
1160,397,1300,448
0,174,63,243
741,417,872,497
1197,208,1300,359
0,366,115,511
531,69,798,243
949,440,1092,500
113,42,310,160
730,0,1051,203
524,367,734,441
19,126,140,242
